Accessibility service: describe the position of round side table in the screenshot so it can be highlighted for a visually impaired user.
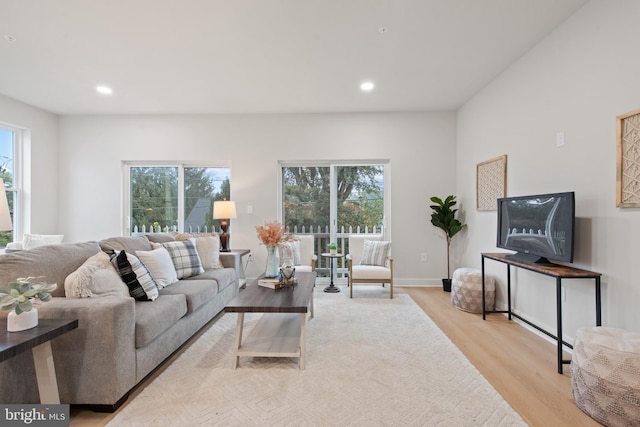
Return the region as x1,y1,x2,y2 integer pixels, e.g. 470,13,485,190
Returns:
320,252,344,293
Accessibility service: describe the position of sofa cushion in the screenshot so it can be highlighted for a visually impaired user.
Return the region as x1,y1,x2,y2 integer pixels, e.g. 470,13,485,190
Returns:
112,250,159,301
175,233,222,270
134,294,187,348
159,279,218,314
99,235,152,255
145,233,177,244
0,241,101,297
151,239,204,279
135,248,178,288
182,268,238,293
351,265,391,279
64,251,129,298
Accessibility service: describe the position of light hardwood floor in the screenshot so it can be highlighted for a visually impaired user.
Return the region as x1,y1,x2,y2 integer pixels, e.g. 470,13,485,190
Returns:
404,287,599,427
71,286,599,426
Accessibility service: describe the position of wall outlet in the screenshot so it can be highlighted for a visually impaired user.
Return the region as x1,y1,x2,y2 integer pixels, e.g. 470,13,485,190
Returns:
421,253,428,262
556,131,565,147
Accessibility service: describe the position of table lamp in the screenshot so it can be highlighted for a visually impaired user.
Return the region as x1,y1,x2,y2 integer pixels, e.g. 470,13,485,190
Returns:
0,178,13,232
213,199,237,251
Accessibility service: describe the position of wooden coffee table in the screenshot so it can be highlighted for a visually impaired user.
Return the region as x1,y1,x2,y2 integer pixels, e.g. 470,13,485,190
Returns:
225,271,316,369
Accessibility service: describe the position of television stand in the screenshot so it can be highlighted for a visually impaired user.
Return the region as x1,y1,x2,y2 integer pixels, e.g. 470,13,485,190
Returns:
481,252,602,374
504,252,552,265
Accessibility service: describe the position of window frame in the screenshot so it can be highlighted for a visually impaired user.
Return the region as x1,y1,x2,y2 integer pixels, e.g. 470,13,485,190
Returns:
123,161,231,236
0,122,25,245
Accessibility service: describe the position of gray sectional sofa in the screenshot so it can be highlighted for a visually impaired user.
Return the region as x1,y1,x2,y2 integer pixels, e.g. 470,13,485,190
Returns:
0,234,239,411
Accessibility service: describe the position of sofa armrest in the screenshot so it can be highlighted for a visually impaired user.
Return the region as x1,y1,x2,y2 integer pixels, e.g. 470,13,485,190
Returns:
0,296,137,406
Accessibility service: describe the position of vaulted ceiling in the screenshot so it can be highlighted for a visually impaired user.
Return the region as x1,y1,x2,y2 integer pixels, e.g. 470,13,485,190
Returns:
0,0,588,115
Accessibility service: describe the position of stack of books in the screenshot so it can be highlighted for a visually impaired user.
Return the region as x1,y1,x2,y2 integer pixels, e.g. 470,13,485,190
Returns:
257,278,283,289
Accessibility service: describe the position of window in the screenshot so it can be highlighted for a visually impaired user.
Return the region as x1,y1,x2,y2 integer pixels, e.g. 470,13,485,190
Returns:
0,125,22,248
124,163,230,235
281,162,387,234
279,161,389,279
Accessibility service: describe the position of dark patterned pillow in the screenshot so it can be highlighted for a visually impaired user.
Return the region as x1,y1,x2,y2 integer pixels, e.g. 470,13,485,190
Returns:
157,238,204,279
111,250,159,301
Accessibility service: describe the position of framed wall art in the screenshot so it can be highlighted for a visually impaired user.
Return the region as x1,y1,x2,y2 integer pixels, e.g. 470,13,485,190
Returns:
616,109,640,208
476,155,507,211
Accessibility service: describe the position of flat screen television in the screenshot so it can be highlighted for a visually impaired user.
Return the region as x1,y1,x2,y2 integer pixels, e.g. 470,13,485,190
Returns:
496,191,575,265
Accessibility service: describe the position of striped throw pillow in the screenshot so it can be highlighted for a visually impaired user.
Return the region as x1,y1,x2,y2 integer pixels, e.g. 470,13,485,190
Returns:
360,240,391,267
112,250,159,301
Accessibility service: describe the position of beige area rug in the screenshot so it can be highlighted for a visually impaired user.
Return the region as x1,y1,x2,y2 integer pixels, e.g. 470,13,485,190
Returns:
108,286,526,426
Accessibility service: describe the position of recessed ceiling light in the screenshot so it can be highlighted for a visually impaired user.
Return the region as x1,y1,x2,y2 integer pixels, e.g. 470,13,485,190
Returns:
96,85,113,95
360,81,375,92
4,35,17,43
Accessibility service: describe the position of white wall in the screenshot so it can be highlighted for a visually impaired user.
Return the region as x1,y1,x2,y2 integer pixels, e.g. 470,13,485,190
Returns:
0,94,59,235
457,0,640,337
58,112,457,283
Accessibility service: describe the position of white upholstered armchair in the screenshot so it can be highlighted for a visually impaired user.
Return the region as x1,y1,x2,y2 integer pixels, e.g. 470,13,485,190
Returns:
278,234,317,273
347,234,393,299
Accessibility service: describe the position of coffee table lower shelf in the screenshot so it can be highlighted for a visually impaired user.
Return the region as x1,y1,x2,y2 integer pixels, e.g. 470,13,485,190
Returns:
233,312,307,369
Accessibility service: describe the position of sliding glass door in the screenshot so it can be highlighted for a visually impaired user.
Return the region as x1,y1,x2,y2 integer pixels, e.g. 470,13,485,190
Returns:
280,161,388,280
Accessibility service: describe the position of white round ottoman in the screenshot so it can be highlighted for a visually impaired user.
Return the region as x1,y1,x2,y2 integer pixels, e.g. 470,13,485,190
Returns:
450,268,495,313
571,327,640,426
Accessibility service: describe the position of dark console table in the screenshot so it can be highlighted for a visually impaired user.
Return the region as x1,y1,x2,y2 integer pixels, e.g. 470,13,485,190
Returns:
0,318,78,403
481,252,602,374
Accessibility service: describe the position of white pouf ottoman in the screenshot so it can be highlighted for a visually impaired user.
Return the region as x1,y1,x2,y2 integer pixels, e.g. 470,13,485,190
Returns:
571,326,640,426
450,268,495,313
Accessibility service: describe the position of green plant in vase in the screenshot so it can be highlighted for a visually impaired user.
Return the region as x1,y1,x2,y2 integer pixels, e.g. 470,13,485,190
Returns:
0,277,57,332
0,277,57,313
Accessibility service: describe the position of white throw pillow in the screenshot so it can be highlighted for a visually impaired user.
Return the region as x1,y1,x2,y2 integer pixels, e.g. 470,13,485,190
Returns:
64,251,128,298
136,247,179,288
22,233,64,250
360,240,391,267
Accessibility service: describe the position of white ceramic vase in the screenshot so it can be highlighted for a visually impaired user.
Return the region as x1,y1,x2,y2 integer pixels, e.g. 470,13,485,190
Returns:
7,307,38,332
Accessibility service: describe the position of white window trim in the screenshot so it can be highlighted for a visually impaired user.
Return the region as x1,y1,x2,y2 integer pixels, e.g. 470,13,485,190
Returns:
0,122,28,243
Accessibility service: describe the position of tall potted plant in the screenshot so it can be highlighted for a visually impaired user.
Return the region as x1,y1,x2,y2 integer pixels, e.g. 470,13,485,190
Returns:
429,195,466,292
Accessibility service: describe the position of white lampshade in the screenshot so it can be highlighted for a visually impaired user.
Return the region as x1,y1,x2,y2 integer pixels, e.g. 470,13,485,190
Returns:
0,178,13,232
213,200,237,220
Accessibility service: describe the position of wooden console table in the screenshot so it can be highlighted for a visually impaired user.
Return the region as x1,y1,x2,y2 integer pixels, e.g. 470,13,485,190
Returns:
481,252,602,374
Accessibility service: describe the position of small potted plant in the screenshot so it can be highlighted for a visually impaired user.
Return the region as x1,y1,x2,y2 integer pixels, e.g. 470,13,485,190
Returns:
0,277,57,332
429,195,466,292
328,242,337,255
